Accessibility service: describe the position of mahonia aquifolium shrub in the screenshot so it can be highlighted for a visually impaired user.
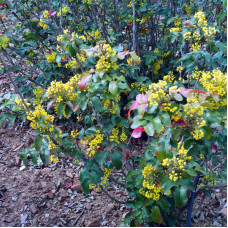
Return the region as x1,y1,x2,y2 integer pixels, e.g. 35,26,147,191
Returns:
0,0,227,226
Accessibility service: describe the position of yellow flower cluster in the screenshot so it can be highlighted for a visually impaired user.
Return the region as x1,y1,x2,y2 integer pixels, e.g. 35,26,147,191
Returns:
154,48,159,54
39,11,48,29
139,164,170,200
27,105,54,132
162,145,192,181
46,75,80,103
148,80,169,106
199,69,227,109
83,0,92,3
103,99,118,114
184,3,192,14
81,130,104,157
71,130,79,138
0,35,10,50
177,66,183,73
110,128,125,144
33,87,43,105
50,154,59,162
192,32,201,51
15,97,31,111
86,30,101,41
131,82,148,93
203,27,216,40
182,96,206,140
194,11,207,27
170,19,182,33
95,44,118,72
101,168,113,185
45,52,56,63
65,55,85,69
96,56,118,71
163,72,175,83
57,5,70,16
170,27,182,33
153,59,163,75
127,57,134,67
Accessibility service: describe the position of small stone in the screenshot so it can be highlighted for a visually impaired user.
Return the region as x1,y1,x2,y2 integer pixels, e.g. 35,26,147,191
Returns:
47,192,53,199
220,208,227,218
42,168,51,176
71,184,83,193
58,197,62,201
60,189,68,198
51,189,56,194
21,193,27,199
85,203,92,210
29,204,38,214
15,157,21,166
66,171,74,178
12,196,17,202
85,220,100,227
41,182,47,188
122,212,128,219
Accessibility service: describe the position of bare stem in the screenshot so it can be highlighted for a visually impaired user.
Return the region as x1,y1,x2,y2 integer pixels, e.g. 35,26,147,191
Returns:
0,54,30,111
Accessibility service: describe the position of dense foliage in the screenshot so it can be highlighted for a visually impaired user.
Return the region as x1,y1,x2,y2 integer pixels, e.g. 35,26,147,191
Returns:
0,0,227,226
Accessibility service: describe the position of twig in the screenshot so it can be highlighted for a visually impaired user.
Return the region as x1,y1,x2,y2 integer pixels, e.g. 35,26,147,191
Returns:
71,209,85,226
131,0,136,51
75,53,85,72
0,54,30,111
100,185,126,204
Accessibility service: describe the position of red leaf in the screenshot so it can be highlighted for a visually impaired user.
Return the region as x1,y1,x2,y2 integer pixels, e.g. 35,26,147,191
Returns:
172,119,186,126
113,25,117,32
48,10,57,17
131,127,145,138
189,89,207,94
61,55,68,62
65,182,72,189
78,72,92,91
128,100,140,117
122,44,126,51
211,142,217,150
47,99,56,110
184,22,190,27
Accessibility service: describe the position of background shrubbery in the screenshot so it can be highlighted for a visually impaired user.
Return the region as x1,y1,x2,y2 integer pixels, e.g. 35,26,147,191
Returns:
0,0,227,226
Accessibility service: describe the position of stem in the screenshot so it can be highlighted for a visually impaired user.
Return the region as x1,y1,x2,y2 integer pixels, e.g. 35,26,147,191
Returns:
100,185,126,204
0,54,30,111
131,0,136,51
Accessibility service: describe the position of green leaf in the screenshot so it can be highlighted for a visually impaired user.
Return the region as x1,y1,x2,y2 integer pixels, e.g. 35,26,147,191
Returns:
144,122,154,136
160,113,171,127
126,170,141,181
109,81,118,96
203,126,212,139
152,117,162,132
152,206,163,224
69,44,76,57
90,96,103,112
21,148,29,166
57,102,64,119
111,151,122,170
174,186,188,207
40,149,50,164
131,119,147,129
35,135,42,151
82,179,91,194
8,114,16,127
12,65,20,70
30,150,38,165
